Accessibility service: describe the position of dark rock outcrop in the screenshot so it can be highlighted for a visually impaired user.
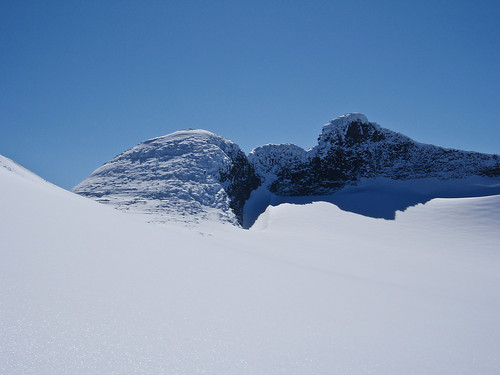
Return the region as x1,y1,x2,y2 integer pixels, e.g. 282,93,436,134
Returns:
249,113,500,196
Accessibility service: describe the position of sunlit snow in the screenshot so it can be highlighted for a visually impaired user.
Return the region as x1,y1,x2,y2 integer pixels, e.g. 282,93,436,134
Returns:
1,154,500,374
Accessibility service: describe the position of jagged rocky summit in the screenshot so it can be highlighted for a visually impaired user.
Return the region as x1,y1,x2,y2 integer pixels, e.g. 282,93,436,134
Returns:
73,114,500,227
250,113,500,195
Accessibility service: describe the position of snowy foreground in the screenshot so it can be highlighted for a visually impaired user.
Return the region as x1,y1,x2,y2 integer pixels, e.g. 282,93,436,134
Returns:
1,156,500,374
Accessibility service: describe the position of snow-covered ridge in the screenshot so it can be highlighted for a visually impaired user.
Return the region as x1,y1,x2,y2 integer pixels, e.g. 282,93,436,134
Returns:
0,154,48,184
251,113,500,196
74,114,500,227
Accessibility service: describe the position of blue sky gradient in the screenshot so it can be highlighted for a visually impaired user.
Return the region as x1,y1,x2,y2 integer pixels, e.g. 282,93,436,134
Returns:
1,0,499,189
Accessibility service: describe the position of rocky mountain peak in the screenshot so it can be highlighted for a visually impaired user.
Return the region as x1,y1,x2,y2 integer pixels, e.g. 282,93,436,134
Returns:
318,113,386,148
74,114,500,227
321,113,369,133
250,113,500,196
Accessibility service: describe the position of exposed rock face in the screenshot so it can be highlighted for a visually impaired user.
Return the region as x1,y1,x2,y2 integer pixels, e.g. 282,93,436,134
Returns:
249,113,500,196
74,114,500,227
73,129,260,226
218,151,261,223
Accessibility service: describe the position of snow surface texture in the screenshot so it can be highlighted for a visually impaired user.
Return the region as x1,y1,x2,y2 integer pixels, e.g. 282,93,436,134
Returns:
74,113,500,227
2,155,500,374
72,130,259,226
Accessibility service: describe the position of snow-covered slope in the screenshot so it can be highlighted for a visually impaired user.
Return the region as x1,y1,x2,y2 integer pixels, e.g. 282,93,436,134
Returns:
2,155,500,374
72,130,260,226
0,154,49,184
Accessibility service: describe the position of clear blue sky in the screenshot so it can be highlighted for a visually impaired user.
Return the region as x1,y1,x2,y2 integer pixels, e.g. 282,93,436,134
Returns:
1,0,499,189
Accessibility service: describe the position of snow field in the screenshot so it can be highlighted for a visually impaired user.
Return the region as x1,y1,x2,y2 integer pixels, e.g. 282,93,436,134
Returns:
1,156,500,374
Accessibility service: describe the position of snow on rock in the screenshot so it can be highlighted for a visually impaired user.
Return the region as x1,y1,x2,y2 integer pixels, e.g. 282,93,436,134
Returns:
72,129,260,226
248,143,307,186
319,112,371,141
250,113,500,196
73,114,500,228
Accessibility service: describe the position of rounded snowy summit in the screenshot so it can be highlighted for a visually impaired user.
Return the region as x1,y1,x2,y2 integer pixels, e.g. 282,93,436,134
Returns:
72,128,260,226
